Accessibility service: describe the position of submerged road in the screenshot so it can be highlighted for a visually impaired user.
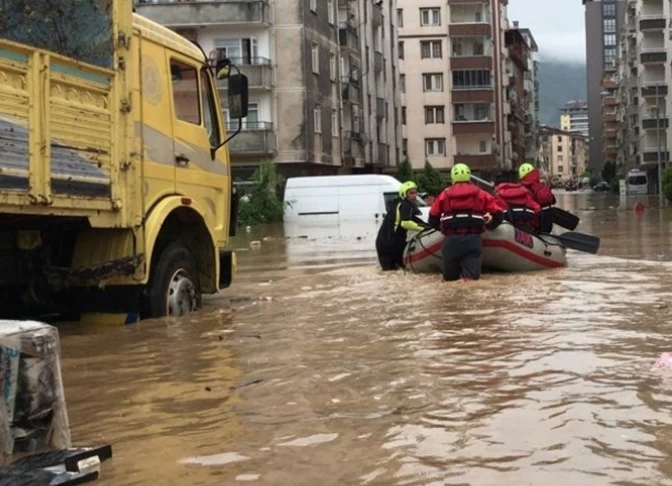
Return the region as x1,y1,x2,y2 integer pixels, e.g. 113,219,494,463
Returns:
59,192,672,485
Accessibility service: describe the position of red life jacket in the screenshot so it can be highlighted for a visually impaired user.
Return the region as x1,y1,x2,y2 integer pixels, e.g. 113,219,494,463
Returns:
438,183,486,235
521,170,555,208
495,183,539,230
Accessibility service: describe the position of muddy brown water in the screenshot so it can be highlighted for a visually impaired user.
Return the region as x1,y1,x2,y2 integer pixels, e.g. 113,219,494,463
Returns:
58,192,672,485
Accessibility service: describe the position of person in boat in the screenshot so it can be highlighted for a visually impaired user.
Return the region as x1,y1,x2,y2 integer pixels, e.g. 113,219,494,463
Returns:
428,163,504,282
376,180,428,271
518,163,556,233
494,171,541,233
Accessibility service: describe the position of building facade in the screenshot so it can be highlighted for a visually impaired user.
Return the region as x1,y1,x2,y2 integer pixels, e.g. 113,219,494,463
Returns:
135,0,401,180
560,100,590,139
505,25,529,168
519,28,540,165
540,126,588,182
583,0,626,171
398,0,513,177
616,0,669,192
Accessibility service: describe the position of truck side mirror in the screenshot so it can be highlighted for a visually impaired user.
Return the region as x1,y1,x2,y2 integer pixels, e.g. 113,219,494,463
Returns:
227,74,249,119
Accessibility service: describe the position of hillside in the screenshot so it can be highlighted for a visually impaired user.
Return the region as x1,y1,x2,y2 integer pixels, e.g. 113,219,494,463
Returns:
538,60,587,127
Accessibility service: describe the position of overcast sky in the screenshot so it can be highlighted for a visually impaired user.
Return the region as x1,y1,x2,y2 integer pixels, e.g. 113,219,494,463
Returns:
508,0,586,63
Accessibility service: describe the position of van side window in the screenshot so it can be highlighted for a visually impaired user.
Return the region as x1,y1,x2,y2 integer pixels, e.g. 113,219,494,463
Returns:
171,60,201,125
200,68,220,148
383,192,398,213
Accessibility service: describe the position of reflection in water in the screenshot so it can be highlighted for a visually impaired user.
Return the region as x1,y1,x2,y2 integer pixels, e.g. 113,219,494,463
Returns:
59,193,672,485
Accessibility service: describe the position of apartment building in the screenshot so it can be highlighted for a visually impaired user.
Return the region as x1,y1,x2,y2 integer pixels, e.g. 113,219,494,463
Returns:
505,26,529,167
398,0,511,177
135,0,401,179
560,100,590,139
539,126,588,182
519,28,540,164
615,0,669,191
583,0,626,171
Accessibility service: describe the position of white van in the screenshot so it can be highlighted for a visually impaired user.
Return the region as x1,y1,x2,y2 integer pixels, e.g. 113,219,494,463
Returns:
283,174,430,223
626,169,648,195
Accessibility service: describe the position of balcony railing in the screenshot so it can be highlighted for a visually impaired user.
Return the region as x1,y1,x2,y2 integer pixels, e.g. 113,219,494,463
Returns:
134,0,271,27
452,84,493,91
224,121,275,154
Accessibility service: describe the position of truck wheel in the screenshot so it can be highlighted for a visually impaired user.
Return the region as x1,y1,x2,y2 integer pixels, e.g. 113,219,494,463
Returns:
144,242,201,318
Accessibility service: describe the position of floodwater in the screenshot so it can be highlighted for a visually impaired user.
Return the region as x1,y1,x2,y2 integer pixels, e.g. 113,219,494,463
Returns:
58,191,672,485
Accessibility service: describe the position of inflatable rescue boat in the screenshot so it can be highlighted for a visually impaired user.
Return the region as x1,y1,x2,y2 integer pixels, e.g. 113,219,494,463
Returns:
403,221,568,274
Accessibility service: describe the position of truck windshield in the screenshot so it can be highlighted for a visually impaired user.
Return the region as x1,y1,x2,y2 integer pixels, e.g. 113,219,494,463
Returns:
1,0,114,69
628,175,647,185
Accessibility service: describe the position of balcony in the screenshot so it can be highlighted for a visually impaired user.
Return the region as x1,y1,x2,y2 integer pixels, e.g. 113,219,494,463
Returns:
449,4,491,36
453,154,497,171
642,149,670,163
640,16,666,31
343,131,364,160
641,83,668,97
640,48,667,64
341,79,361,104
134,0,271,27
376,97,385,119
339,22,359,52
374,51,384,74
642,116,669,129
226,122,275,155
216,57,272,90
452,83,493,92
372,3,383,28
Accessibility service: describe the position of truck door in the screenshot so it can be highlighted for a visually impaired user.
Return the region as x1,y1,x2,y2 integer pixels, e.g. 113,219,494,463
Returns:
167,56,227,238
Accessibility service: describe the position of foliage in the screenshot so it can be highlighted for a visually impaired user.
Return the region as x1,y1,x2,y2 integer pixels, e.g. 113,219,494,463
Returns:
416,160,445,196
601,161,617,183
663,167,672,202
581,168,592,177
395,158,415,183
237,160,287,226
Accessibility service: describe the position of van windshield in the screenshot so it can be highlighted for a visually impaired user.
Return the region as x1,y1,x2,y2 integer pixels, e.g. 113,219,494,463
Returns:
628,175,647,185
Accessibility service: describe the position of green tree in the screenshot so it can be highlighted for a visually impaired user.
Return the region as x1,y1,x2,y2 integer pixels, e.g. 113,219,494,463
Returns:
601,161,617,183
417,160,444,196
395,157,415,183
663,167,672,202
238,159,287,226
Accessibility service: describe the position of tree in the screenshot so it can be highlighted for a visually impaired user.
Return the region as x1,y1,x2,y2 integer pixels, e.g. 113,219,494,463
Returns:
395,157,415,183
237,159,287,226
417,160,444,196
663,167,672,202
601,161,617,183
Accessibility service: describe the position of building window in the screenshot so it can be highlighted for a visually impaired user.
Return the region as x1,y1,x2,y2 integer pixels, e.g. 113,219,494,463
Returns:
329,52,336,81
327,0,334,24
425,138,446,156
400,74,406,93
332,109,338,136
420,8,441,27
402,106,407,125
312,43,319,74
603,2,616,17
479,140,487,153
310,0,316,13
423,73,443,92
170,60,200,125
399,41,405,60
214,38,259,64
603,18,616,33
403,138,408,156
425,106,445,124
397,8,403,27
558,165,564,173
421,40,442,59
557,136,562,142
604,33,617,46
452,70,491,89
557,145,563,152
314,105,322,133
604,47,617,66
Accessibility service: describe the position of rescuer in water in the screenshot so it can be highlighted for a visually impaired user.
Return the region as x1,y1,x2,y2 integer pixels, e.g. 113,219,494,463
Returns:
518,163,556,233
429,164,504,282
494,171,541,234
376,181,428,271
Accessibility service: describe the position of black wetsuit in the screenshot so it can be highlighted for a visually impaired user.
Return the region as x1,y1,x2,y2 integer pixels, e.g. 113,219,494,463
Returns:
376,199,425,271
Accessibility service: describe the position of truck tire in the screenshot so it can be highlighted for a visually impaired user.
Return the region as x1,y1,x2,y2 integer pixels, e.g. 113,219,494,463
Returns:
144,242,201,318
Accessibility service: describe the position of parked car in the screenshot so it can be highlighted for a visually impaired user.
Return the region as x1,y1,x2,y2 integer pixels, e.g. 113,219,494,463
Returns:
593,181,610,192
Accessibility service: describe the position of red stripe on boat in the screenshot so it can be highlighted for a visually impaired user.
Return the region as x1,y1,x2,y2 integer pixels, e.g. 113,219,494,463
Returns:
405,237,565,269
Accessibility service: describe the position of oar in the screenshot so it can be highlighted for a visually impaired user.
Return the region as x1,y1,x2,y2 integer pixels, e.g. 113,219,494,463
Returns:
544,231,601,254
470,175,580,231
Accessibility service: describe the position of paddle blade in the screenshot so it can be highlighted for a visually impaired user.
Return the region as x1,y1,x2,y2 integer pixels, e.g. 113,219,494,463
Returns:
557,231,600,254
551,207,580,231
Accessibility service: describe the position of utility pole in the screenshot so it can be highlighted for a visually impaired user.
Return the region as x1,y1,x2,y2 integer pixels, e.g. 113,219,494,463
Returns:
657,84,664,207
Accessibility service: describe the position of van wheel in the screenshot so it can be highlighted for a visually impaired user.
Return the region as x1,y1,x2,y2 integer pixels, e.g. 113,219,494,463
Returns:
144,242,201,318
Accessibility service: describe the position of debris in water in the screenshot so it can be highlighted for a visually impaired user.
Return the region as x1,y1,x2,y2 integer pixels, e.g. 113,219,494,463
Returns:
245,226,252,233
236,474,261,481
277,433,338,447
652,352,672,370
229,379,264,391
250,241,261,249
205,386,212,392
180,452,249,466
263,236,274,242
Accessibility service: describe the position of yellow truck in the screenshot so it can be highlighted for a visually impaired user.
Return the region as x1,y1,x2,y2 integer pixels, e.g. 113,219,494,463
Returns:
0,1,248,320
